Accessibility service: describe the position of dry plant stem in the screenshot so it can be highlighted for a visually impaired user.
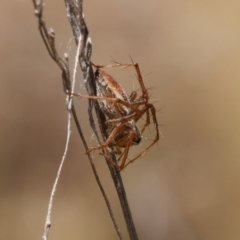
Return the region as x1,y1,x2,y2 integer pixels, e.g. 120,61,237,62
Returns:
64,1,139,240
32,1,123,240
42,112,72,240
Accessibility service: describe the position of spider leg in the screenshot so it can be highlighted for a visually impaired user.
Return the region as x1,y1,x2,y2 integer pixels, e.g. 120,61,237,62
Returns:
86,121,124,154
105,112,136,126
124,104,159,168
91,62,123,69
118,130,135,171
68,92,121,103
129,91,137,101
67,92,144,116
126,57,149,102
99,130,135,171
139,107,151,134
99,152,122,170
96,59,149,101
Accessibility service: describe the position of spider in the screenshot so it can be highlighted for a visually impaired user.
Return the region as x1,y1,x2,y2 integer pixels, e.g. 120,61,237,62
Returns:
70,60,159,171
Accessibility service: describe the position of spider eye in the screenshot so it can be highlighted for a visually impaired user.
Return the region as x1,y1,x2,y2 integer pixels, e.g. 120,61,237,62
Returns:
133,135,142,145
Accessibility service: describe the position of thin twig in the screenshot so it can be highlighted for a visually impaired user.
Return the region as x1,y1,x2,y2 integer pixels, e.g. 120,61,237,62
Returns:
42,38,80,239
43,111,72,240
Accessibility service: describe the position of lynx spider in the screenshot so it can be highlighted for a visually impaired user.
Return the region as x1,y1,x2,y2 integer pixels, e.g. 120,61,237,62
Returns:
71,60,159,171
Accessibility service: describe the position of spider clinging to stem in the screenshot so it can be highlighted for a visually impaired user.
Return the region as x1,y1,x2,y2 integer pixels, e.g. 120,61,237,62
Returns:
69,60,159,171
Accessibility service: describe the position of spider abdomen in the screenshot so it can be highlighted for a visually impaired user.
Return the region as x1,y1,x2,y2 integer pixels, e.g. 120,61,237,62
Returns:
95,69,131,118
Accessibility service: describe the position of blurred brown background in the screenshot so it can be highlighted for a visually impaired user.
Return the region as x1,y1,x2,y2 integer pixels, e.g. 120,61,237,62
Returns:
1,0,240,239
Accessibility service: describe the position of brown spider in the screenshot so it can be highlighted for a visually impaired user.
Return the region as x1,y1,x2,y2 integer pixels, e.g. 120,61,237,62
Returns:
71,60,159,171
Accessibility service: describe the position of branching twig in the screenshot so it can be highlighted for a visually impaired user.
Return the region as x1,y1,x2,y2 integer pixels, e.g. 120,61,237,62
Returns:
32,0,139,239
64,1,139,239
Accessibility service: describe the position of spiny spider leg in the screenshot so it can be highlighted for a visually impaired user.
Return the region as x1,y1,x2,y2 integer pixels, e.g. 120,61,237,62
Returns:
123,105,159,169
